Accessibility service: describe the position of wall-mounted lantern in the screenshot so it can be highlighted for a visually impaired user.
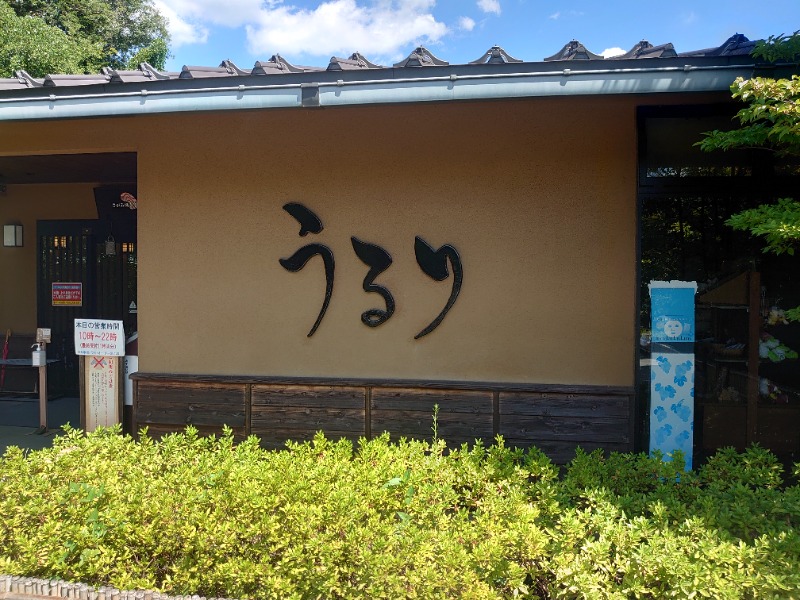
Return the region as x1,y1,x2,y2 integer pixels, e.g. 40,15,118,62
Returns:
3,224,23,247
104,234,116,256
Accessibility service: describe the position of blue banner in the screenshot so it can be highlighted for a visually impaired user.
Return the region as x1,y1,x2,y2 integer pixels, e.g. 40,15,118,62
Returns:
650,282,697,343
648,281,697,470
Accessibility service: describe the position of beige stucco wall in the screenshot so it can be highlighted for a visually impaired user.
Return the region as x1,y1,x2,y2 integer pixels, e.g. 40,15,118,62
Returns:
0,94,666,386
0,184,98,332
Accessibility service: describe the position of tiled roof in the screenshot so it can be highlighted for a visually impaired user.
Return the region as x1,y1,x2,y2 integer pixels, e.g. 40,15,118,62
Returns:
610,40,677,60
544,40,604,61
0,34,765,92
679,33,757,57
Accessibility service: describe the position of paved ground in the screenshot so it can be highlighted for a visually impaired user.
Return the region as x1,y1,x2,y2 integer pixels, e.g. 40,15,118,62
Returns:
0,396,80,454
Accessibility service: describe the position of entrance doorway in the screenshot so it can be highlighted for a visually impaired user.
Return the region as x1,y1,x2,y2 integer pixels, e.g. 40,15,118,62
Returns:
37,218,137,395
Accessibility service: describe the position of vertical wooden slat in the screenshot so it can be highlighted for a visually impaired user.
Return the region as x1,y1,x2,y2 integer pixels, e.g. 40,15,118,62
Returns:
245,383,252,437
746,271,761,445
365,386,372,439
492,390,499,437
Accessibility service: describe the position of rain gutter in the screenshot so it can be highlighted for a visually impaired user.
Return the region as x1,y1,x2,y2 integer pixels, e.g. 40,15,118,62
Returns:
0,63,753,122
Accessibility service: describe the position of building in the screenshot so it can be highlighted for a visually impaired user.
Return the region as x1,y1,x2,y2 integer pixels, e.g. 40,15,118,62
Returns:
1,35,798,463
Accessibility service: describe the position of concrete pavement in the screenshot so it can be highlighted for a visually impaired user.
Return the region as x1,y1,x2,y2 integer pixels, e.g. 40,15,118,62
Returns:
0,396,80,454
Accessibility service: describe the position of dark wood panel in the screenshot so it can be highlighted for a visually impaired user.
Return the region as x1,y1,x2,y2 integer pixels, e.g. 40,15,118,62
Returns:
137,381,247,405
251,407,365,431
372,388,492,412
251,386,366,443
371,412,492,440
499,392,630,418
132,375,637,460
136,404,246,427
499,414,629,444
252,385,365,408
371,388,493,443
134,372,633,396
135,381,248,436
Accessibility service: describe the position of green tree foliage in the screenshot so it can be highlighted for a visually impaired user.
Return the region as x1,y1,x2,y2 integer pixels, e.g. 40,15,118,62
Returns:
0,0,170,77
0,2,102,77
699,32,800,158
699,32,800,319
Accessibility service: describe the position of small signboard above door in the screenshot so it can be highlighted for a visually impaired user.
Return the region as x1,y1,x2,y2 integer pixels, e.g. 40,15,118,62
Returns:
52,282,82,306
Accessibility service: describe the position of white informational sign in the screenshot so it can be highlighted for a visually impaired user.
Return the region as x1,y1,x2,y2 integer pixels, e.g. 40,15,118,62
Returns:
74,319,125,356
84,355,120,432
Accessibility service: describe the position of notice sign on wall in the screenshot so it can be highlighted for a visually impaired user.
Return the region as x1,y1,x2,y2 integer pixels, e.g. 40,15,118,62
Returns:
83,355,121,432
52,282,82,306
74,319,125,356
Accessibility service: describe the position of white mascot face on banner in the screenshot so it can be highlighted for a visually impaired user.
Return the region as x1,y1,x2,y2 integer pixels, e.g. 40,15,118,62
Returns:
663,319,684,338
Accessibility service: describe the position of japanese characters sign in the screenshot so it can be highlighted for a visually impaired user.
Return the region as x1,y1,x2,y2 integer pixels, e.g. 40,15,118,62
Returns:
279,203,463,338
52,282,83,306
83,355,120,432
74,319,125,356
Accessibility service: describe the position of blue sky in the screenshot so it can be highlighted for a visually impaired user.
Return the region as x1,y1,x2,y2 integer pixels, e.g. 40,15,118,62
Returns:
155,0,800,71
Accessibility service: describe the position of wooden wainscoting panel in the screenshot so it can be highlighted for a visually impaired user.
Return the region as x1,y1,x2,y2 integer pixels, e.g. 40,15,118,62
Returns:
251,385,366,449
371,388,493,446
499,391,632,458
135,380,247,438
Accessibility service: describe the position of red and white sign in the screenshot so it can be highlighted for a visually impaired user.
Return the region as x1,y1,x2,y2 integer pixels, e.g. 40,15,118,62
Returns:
74,319,125,356
52,282,82,306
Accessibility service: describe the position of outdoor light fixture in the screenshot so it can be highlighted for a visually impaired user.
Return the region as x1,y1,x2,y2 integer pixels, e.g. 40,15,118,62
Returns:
104,234,116,256
3,224,23,247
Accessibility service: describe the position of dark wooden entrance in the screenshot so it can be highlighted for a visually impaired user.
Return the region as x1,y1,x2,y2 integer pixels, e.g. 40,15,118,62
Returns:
37,220,137,394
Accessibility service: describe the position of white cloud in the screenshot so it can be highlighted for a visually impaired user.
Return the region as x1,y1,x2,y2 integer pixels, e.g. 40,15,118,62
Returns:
601,47,625,58
156,0,449,58
549,9,584,21
153,0,209,46
245,0,447,58
477,0,501,15
682,11,697,25
458,16,476,32
157,0,265,32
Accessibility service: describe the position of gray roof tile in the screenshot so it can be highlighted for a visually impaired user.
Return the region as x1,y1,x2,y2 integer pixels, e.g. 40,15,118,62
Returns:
470,45,522,65
680,33,756,57
544,40,604,61
611,40,677,59
393,47,448,67
0,34,771,92
327,52,384,71
251,54,321,75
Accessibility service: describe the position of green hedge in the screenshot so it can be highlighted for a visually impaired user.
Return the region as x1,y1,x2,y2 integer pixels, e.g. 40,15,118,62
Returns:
1,426,799,599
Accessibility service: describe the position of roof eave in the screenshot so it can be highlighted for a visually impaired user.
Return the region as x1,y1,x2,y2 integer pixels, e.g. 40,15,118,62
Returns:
0,57,760,122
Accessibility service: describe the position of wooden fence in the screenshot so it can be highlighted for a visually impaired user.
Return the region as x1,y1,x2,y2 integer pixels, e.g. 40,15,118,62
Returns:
133,373,635,464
